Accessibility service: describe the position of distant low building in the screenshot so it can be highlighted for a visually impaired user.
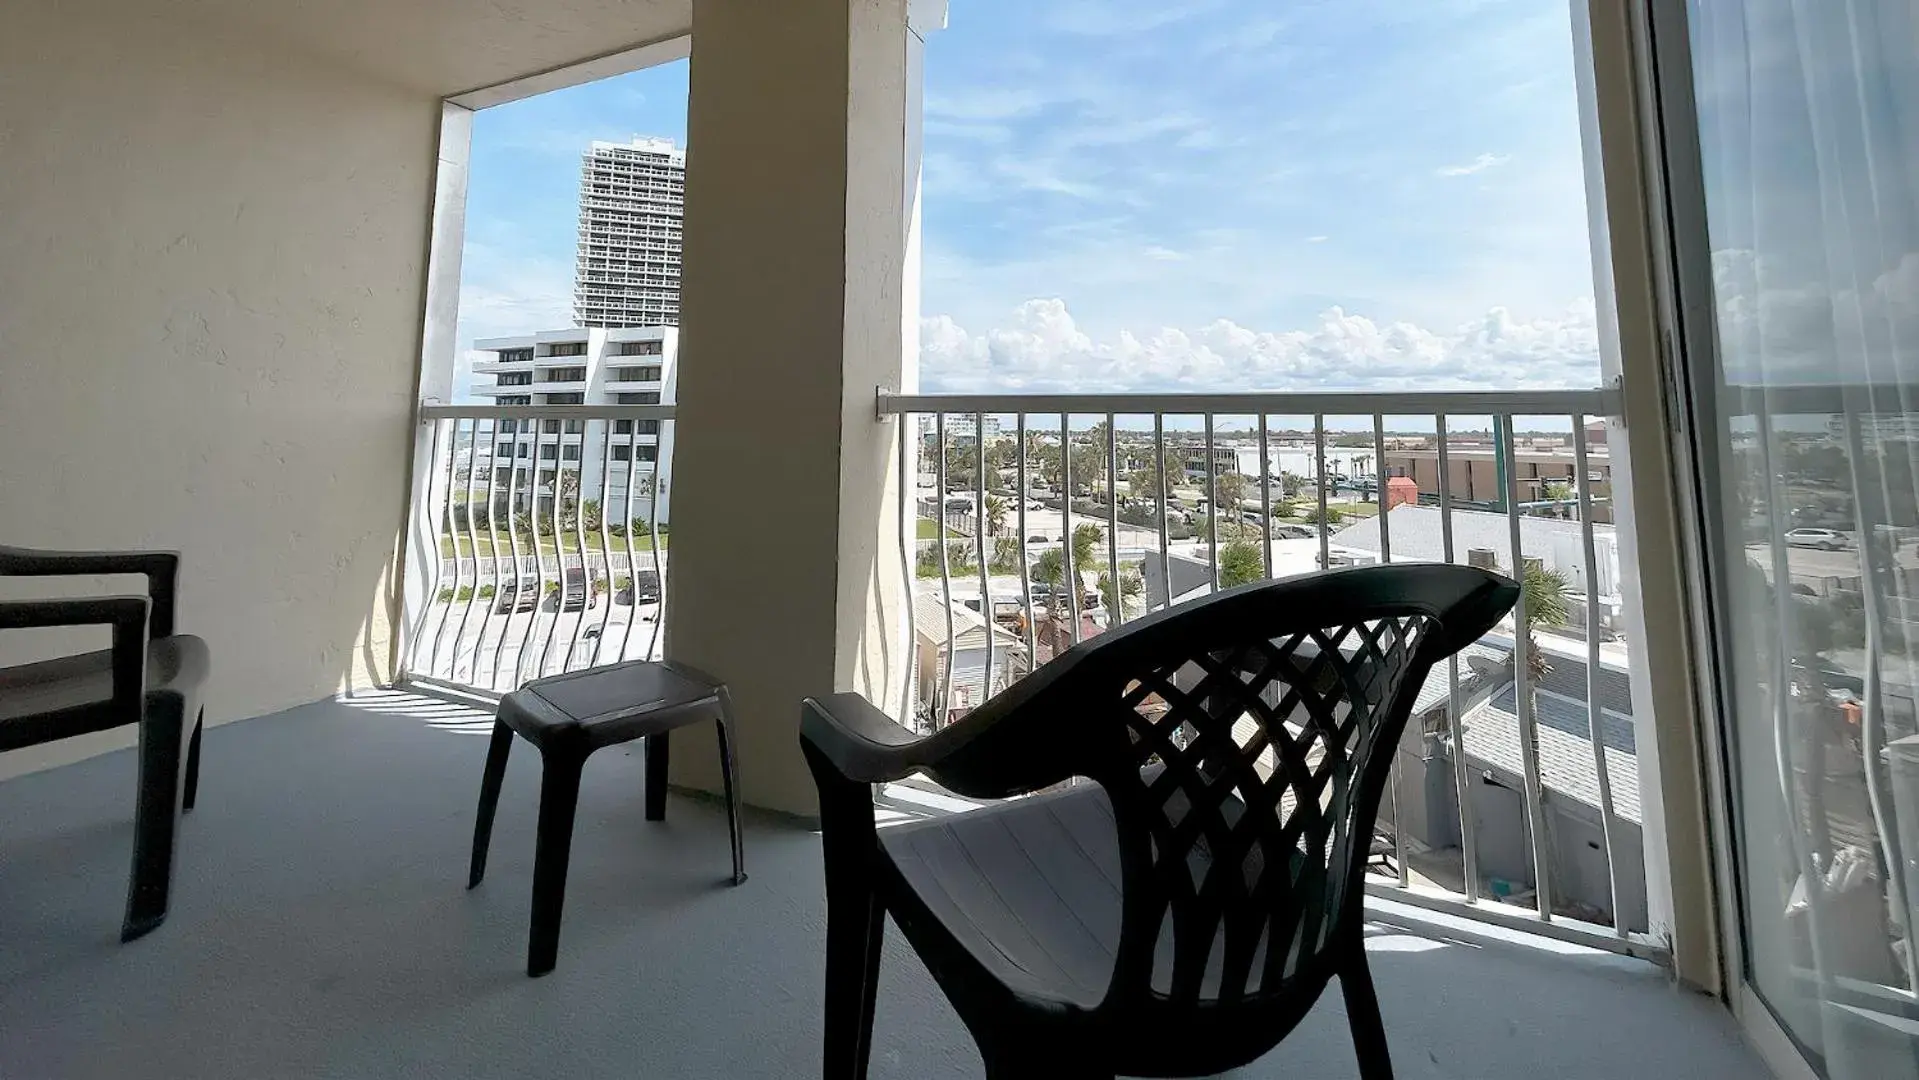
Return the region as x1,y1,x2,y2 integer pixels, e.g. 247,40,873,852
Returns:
470,326,677,525
912,594,1028,728
1384,437,1615,522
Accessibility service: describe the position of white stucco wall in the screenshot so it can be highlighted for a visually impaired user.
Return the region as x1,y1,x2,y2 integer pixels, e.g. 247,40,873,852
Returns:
0,0,441,774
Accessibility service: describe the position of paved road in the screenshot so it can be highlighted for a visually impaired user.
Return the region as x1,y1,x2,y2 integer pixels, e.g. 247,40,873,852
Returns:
436,548,670,581
409,594,664,691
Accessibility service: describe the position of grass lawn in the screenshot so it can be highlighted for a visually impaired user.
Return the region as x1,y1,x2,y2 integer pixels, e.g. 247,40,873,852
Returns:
917,518,963,539
440,532,666,558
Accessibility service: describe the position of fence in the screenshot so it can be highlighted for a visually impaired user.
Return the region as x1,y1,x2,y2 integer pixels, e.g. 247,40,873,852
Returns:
879,387,1663,959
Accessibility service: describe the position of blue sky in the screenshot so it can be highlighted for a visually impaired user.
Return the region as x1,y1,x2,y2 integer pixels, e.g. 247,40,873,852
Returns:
456,0,1610,394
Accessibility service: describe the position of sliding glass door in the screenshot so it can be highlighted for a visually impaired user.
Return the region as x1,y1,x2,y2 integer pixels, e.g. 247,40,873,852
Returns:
1663,0,1919,1074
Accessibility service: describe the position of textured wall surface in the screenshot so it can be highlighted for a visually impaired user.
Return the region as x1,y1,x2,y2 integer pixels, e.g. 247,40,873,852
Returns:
666,0,914,816
0,0,441,774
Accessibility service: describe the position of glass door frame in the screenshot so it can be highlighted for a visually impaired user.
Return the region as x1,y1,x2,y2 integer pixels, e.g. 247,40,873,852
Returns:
1629,0,1891,1076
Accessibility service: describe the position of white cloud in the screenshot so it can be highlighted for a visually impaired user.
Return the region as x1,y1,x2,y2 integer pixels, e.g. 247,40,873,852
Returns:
919,297,1603,393
1708,247,1919,386
1143,246,1189,262
1306,235,1331,244
1436,152,1511,177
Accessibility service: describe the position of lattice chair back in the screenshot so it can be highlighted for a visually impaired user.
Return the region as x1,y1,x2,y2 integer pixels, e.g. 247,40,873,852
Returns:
936,563,1516,1022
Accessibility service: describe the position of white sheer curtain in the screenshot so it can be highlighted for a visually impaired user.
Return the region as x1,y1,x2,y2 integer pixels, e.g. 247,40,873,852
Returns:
1691,0,1919,1074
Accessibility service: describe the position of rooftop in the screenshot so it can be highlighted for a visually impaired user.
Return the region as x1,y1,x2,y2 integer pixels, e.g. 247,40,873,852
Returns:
912,594,1024,650
0,693,1759,1079
1414,633,1640,822
1330,504,1615,568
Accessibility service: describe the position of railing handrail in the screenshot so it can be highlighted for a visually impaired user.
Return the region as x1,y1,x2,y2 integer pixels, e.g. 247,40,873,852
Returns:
877,387,1619,418
419,403,676,421
1721,382,1918,414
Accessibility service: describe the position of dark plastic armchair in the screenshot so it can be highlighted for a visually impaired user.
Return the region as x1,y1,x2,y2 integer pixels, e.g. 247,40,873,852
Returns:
802,563,1517,1080
0,545,211,940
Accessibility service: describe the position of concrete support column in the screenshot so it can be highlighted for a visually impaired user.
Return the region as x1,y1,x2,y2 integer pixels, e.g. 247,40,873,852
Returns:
666,0,935,815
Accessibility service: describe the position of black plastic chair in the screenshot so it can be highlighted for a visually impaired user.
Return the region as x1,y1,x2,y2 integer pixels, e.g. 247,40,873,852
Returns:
802,564,1517,1080
0,545,211,941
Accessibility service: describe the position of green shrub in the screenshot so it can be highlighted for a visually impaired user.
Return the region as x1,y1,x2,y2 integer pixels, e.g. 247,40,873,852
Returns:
1219,540,1267,588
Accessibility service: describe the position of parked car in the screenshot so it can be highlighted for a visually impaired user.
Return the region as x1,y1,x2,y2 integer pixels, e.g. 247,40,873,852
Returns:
1271,524,1316,541
1784,527,1848,550
615,569,661,606
543,572,589,612
493,575,542,614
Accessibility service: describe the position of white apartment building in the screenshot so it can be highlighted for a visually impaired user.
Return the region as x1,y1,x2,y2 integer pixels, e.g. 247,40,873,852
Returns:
470,326,678,525
575,137,685,327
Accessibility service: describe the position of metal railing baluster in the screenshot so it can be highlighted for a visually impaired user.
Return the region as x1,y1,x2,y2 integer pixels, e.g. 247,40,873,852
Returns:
519,438,551,686
1500,413,1553,920
1259,415,1273,578
1437,414,1480,903
1574,416,1626,935
899,411,918,722
618,425,641,666
1016,415,1037,667
428,419,463,678
407,419,450,676
1205,413,1219,591
563,429,595,672
645,431,667,664
1371,411,1406,887
492,437,524,689
976,413,993,709
452,419,486,682
1154,415,1171,610
1315,415,1330,571
1061,415,1080,645
591,420,617,665
936,412,956,725
1105,414,1120,625
480,422,505,689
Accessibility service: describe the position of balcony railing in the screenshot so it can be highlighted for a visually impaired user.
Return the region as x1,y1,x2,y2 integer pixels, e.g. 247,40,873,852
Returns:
878,387,1665,961
401,404,674,697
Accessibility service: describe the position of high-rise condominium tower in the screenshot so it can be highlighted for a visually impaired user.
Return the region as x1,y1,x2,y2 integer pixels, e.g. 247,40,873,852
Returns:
574,137,685,328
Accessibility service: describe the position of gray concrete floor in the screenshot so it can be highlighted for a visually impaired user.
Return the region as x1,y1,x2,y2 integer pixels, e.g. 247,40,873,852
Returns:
0,691,1764,1079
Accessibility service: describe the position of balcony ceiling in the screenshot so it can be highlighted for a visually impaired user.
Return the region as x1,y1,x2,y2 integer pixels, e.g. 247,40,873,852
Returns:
149,0,689,96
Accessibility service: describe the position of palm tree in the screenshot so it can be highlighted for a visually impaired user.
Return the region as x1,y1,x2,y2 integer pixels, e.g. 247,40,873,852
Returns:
1098,565,1145,622
1032,547,1065,588
1519,563,1570,680
983,493,1008,537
